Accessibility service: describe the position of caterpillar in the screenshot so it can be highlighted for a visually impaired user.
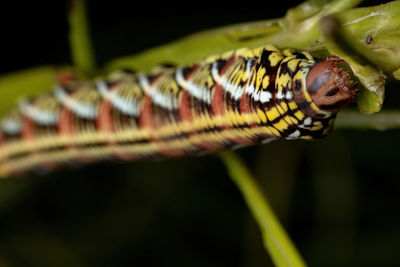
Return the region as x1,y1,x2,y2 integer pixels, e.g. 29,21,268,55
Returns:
0,45,356,176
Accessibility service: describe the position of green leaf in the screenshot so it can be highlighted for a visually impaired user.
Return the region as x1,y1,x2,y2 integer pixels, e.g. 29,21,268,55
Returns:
0,66,61,117
219,151,307,267
104,0,363,72
356,87,384,114
393,68,400,80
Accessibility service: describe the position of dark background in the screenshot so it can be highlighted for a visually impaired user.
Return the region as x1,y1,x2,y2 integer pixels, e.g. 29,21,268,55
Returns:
0,1,399,266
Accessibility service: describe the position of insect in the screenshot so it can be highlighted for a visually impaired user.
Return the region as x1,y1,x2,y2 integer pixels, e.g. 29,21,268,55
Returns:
0,45,356,176
365,35,373,45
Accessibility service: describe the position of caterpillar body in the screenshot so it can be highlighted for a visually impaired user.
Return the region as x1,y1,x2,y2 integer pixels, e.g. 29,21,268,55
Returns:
0,45,356,176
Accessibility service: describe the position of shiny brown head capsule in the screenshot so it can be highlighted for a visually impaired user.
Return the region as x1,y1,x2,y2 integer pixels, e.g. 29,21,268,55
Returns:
306,56,357,111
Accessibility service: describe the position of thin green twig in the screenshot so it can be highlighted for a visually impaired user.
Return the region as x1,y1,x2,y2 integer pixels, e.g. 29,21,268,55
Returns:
68,0,96,77
335,109,400,130
218,151,307,267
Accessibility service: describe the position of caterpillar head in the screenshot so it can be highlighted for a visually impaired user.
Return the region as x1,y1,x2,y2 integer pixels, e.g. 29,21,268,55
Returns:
306,57,357,111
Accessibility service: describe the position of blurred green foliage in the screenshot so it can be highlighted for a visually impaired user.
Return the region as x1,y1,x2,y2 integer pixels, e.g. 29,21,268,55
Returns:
0,67,59,116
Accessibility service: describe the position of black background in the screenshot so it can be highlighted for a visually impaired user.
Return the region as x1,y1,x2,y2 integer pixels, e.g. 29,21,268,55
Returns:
0,1,399,266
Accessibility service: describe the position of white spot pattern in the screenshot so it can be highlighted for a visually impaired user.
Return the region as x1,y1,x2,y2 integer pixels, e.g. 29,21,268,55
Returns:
139,75,179,110
304,117,312,126
260,91,272,103
54,87,98,120
288,130,301,138
211,62,243,101
19,100,59,126
96,81,140,117
1,118,21,135
175,68,211,104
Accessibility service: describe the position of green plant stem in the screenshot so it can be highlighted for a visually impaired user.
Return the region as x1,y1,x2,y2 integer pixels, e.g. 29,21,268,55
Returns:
219,151,307,267
335,109,400,130
68,0,96,77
